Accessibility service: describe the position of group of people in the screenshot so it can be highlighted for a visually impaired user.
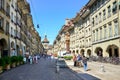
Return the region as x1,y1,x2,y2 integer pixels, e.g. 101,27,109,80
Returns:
73,53,88,71
23,55,39,64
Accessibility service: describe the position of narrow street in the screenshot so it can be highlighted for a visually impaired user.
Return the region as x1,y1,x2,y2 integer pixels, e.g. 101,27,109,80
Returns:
0,58,83,80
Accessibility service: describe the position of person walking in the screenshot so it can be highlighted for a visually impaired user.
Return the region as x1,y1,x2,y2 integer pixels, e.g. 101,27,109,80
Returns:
82,55,88,71
30,55,33,64
76,54,82,67
73,53,77,67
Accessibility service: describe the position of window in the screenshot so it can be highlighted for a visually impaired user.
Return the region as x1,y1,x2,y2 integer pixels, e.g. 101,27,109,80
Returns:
93,31,95,42
99,12,102,23
11,27,13,35
96,29,98,41
89,38,91,46
0,17,4,28
89,28,91,35
104,26,107,39
11,0,14,8
108,5,111,17
86,30,87,36
0,0,4,9
92,18,94,26
99,0,102,6
100,28,102,40
108,23,112,37
11,12,13,21
98,0,100,7
94,3,97,11
96,15,98,25
112,1,117,13
6,22,9,34
15,2,17,10
114,20,118,36
14,30,16,37
103,9,106,20
14,16,16,23
6,4,10,16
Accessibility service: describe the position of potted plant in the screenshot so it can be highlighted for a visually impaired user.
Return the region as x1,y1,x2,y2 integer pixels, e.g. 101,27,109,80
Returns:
3,56,11,70
11,56,17,68
18,55,24,65
0,58,5,73
16,56,20,66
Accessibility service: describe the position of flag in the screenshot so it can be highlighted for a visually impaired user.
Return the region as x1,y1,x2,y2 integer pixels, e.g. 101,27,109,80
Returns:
37,24,39,28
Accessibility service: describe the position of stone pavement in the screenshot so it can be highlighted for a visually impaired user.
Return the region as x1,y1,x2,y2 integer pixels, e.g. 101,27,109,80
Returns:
65,60,120,80
0,58,84,80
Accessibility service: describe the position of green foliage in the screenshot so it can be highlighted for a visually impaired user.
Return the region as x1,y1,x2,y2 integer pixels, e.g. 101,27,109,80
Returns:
18,56,23,62
63,56,73,60
3,56,11,65
11,56,17,63
11,56,24,63
0,58,5,67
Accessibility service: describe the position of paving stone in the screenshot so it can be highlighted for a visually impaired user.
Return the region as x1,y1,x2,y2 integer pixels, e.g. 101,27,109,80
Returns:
0,58,83,80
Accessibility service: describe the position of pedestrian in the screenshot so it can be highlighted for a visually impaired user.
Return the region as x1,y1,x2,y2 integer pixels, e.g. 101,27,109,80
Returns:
76,54,82,67
82,55,88,71
30,55,33,64
36,55,38,63
23,56,26,63
72,53,77,67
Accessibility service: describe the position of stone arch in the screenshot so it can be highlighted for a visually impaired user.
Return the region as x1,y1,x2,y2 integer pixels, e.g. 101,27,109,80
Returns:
106,44,119,57
80,49,85,56
0,38,8,57
95,47,103,57
87,49,91,57
76,50,79,54
72,50,75,53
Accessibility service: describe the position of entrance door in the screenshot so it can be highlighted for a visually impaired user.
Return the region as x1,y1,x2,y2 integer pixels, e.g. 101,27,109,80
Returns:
3,50,8,57
109,48,112,57
114,48,119,57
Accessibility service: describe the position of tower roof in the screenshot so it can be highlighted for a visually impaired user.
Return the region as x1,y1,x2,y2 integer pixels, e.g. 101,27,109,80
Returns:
42,35,49,43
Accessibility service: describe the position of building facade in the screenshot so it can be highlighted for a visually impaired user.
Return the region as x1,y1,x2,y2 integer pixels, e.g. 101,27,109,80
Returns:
89,0,120,57
53,0,120,58
0,0,43,58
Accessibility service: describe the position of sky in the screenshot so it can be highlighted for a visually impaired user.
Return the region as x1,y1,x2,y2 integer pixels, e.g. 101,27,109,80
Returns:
27,0,89,44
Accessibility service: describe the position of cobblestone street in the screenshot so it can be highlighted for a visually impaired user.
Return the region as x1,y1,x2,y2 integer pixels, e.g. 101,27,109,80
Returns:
0,58,83,80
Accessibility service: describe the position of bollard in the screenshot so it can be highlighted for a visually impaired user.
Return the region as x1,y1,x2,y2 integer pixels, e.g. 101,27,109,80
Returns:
56,65,60,73
100,65,105,72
